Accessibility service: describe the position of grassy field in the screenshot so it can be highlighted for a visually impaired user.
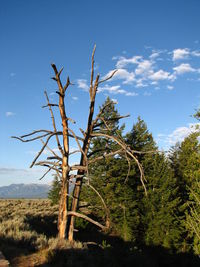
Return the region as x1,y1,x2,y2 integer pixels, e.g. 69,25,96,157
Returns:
1,199,200,267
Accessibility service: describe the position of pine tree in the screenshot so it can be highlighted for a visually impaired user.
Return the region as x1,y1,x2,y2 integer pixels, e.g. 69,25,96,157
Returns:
125,117,157,243
142,153,182,250
170,132,200,252
48,175,61,205
126,117,182,249
81,97,136,240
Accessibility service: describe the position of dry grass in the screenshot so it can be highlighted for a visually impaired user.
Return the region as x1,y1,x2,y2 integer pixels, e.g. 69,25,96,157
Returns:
0,199,86,266
0,199,58,250
0,199,58,266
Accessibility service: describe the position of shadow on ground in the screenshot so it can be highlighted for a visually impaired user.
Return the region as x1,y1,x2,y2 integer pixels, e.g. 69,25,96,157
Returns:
1,214,200,267
24,214,58,238
38,244,200,267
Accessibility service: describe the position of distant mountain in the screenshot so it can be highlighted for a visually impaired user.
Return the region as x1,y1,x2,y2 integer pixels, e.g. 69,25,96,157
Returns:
0,183,51,199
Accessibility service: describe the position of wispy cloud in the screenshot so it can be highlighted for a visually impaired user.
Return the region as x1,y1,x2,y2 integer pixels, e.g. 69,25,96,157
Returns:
157,123,200,148
77,79,89,91
173,63,196,75
149,70,173,81
172,48,190,61
114,55,142,68
167,85,174,90
0,167,52,186
72,96,78,101
0,168,28,174
104,69,135,84
98,84,138,96
135,59,153,76
172,48,200,61
10,72,16,77
6,111,15,117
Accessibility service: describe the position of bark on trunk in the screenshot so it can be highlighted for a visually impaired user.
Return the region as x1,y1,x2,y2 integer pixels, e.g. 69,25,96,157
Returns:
51,64,70,240
68,85,98,241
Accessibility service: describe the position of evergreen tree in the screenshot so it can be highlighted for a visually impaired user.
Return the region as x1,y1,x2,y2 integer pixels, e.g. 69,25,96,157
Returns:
170,132,200,252
48,175,61,205
142,153,182,250
186,181,200,255
81,97,136,240
126,118,182,250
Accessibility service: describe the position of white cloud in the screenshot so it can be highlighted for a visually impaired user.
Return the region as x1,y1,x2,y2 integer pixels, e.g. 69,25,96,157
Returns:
167,85,174,90
168,123,199,145
149,50,165,60
191,50,200,57
172,48,190,61
149,70,172,81
151,81,158,85
135,80,148,88
125,91,138,96
6,111,15,117
115,55,142,68
149,52,160,59
173,63,195,75
98,84,138,96
77,79,89,91
135,60,153,76
104,68,135,84
157,123,200,148
172,48,200,61
72,96,78,100
104,47,200,94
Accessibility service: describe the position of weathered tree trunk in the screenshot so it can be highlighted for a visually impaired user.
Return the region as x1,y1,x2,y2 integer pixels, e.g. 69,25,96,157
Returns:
51,64,70,239
68,48,99,241
68,100,96,241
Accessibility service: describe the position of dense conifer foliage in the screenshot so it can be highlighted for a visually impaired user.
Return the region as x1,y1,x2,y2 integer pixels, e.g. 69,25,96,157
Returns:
49,99,200,254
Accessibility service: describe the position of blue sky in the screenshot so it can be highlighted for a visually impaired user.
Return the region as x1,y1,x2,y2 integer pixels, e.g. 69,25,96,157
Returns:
1,0,200,186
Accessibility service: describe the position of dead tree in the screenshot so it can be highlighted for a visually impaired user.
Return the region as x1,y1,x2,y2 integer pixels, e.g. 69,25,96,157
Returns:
12,46,147,241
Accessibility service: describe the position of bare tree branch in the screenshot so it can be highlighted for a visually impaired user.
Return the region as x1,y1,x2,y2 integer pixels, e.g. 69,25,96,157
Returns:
40,139,62,161
39,160,61,180
70,165,87,171
98,69,118,85
11,130,57,142
20,130,53,138
42,103,59,108
93,114,130,129
30,132,61,168
83,177,110,228
88,149,122,164
91,132,147,195
44,91,64,155
68,211,107,230
89,45,96,100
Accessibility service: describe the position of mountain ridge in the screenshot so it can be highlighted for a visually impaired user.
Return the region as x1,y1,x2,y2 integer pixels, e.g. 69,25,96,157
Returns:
0,183,51,199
